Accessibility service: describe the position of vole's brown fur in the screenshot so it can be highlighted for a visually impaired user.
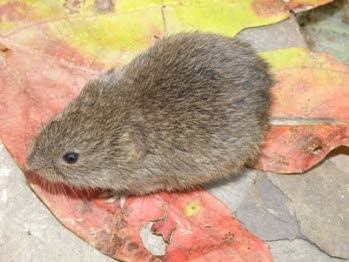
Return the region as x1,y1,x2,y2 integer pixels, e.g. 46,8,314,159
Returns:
26,32,273,195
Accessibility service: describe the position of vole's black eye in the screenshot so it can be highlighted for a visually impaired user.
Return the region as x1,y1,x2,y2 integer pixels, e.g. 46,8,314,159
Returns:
63,152,79,164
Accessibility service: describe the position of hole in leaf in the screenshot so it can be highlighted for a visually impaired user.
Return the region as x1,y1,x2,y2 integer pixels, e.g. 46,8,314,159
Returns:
140,222,167,256
312,145,323,155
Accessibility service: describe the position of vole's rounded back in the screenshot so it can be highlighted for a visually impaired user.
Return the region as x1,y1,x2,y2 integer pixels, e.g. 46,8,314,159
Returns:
26,32,273,195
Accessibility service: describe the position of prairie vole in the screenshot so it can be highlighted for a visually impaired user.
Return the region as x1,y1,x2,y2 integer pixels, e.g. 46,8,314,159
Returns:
26,32,273,195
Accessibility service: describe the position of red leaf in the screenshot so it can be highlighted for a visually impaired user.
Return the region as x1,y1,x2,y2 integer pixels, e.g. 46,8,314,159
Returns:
256,49,349,173
30,183,272,262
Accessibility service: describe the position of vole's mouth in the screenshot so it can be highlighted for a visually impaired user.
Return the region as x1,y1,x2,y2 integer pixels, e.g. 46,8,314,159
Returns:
25,162,46,173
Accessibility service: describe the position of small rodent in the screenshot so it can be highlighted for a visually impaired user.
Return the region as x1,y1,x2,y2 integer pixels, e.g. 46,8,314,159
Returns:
26,32,273,196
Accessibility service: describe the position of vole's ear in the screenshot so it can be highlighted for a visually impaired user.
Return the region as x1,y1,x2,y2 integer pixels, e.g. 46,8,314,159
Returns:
118,123,147,162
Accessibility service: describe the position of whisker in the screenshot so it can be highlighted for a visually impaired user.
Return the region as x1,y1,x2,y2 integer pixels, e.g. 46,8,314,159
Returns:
61,184,68,198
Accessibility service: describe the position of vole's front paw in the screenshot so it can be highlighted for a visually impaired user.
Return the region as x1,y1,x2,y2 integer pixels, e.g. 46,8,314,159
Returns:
99,190,127,208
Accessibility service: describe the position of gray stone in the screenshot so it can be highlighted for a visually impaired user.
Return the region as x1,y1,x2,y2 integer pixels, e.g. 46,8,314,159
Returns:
205,169,256,212
267,158,349,259
268,239,348,262
0,142,115,262
328,147,349,174
235,172,301,241
297,3,349,64
236,15,307,52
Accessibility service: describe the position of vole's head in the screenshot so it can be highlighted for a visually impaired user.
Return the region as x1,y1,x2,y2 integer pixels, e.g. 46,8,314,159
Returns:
26,71,147,190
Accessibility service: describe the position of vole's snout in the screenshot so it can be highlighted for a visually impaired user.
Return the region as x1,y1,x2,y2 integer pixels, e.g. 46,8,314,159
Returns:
25,152,48,172
25,154,37,171
25,138,38,170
